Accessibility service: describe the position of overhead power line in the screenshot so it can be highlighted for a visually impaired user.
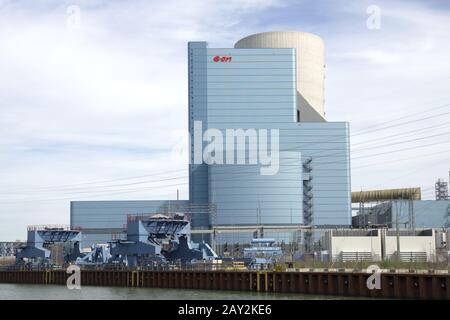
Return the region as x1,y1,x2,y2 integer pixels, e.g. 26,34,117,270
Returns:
3,101,450,202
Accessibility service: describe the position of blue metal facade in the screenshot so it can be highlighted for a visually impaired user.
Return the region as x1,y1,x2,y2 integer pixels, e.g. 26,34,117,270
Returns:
188,42,351,228
391,200,450,229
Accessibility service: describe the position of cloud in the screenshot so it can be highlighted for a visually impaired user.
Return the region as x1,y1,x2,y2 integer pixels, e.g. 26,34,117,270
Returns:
0,0,285,239
321,0,450,194
0,0,449,239
338,50,401,64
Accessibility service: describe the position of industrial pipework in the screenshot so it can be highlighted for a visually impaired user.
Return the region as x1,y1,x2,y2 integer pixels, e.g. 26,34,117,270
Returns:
351,188,421,203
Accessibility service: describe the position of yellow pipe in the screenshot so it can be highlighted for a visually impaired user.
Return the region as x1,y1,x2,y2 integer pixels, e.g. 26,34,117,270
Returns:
351,188,421,202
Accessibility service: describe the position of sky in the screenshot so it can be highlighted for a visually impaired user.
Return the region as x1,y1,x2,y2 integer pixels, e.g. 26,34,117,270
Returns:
0,0,449,240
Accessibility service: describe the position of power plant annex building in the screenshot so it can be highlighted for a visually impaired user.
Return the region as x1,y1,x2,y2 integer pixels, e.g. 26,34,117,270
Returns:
71,32,352,248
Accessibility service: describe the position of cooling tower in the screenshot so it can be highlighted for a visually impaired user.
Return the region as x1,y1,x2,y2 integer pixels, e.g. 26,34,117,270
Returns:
235,31,326,122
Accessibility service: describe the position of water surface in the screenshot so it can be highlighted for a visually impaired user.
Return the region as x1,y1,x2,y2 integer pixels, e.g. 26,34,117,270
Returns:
0,284,348,300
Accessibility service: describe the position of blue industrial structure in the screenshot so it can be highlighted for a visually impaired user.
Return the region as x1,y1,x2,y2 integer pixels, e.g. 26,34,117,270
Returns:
108,213,217,267
358,200,450,229
70,35,352,249
16,225,82,264
13,216,217,268
188,42,351,229
405,200,450,228
8,32,450,268
69,200,217,248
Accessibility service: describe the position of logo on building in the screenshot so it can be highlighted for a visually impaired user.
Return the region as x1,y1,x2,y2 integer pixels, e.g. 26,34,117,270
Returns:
213,56,232,62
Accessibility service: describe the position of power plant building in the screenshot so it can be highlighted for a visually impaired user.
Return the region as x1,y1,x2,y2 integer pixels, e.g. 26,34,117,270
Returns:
71,32,352,248
189,32,351,230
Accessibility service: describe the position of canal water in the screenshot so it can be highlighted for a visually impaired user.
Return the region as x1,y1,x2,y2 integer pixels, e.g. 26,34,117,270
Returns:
0,284,347,300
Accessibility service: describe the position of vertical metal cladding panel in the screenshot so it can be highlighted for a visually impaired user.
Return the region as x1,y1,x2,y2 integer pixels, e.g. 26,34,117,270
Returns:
189,42,210,229
281,122,351,226
209,151,302,226
391,200,450,229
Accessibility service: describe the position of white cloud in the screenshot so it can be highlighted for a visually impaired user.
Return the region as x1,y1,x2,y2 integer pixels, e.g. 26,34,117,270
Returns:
0,0,284,240
324,1,450,194
338,50,401,64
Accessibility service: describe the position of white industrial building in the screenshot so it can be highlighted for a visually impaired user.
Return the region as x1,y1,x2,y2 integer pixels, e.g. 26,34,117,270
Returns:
322,230,383,262
321,229,440,262
384,230,437,262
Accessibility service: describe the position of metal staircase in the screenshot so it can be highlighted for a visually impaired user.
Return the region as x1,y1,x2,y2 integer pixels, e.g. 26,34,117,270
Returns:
302,157,313,252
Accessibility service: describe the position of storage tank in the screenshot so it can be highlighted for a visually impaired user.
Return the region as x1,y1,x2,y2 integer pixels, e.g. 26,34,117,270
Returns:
235,31,325,122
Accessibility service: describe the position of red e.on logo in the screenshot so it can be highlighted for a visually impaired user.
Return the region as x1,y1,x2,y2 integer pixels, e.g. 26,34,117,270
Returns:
213,56,232,62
